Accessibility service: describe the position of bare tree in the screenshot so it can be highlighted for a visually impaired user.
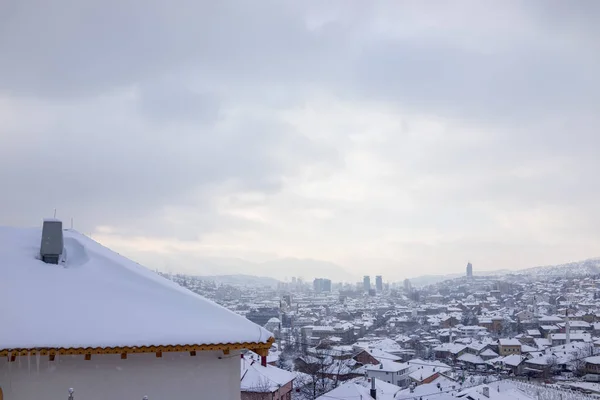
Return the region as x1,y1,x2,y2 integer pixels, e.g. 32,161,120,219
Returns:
293,350,339,400
544,355,559,379
573,345,594,377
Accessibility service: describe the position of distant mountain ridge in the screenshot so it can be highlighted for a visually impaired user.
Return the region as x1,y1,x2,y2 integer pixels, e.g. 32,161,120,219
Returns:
180,256,600,287
198,274,281,288
409,257,600,286
517,257,600,277
191,256,357,282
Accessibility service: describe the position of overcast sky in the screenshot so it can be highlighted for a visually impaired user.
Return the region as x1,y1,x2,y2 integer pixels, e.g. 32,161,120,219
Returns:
1,0,599,280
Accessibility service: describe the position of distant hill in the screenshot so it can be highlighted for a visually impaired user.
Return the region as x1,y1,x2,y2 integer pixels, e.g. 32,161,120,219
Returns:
161,253,600,287
198,274,281,288
408,257,600,287
516,257,600,277
408,270,510,287
190,256,358,282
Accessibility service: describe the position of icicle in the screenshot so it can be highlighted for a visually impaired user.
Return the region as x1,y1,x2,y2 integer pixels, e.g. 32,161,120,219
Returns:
36,351,40,374
27,351,31,375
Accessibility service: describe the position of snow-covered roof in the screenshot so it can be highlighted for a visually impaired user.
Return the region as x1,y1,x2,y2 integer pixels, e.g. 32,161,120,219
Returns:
457,353,485,364
395,375,459,399
480,348,499,357
457,384,534,400
0,227,273,351
408,365,448,382
498,339,521,346
366,348,401,362
365,359,408,373
433,342,467,354
240,357,295,392
585,356,600,365
351,377,401,400
315,381,374,400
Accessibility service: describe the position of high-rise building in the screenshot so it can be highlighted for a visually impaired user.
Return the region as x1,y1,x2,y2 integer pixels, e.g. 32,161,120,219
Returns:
313,278,332,293
313,278,322,293
403,278,412,292
466,262,473,278
375,275,383,292
363,276,370,292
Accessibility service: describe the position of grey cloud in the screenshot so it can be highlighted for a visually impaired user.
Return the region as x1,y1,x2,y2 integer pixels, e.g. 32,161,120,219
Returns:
353,38,599,124
137,80,221,124
1,0,599,276
0,0,343,98
0,96,330,237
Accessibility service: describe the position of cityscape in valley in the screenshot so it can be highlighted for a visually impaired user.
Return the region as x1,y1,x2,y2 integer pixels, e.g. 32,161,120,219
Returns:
160,260,600,399
5,223,600,400
2,1,599,399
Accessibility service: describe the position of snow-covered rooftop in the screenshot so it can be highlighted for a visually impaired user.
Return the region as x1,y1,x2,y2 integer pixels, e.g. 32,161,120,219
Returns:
0,226,273,351
240,357,295,392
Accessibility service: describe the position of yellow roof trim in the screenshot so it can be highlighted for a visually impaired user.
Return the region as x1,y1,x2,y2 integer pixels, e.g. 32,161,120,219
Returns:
1,337,274,358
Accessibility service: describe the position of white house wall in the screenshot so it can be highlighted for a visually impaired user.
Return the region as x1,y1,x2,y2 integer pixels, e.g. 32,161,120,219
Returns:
0,350,241,400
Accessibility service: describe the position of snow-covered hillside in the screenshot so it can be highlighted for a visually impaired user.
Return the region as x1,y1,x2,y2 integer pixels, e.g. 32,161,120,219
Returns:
517,257,600,277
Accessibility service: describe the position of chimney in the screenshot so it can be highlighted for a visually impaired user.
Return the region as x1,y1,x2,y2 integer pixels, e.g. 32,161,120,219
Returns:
482,386,489,398
370,377,376,399
40,219,63,264
261,355,267,367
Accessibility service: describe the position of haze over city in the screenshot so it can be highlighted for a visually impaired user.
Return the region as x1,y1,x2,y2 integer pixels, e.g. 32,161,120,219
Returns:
1,1,599,280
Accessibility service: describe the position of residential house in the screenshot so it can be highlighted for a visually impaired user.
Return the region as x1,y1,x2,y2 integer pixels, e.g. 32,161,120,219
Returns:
406,359,451,386
315,378,402,400
549,333,592,346
365,360,411,387
241,356,295,400
432,343,467,362
0,226,274,400
354,350,381,366
585,356,600,375
498,339,522,356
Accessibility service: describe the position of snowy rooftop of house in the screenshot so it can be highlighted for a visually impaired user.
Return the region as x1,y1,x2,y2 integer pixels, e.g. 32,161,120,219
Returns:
408,364,449,382
433,343,467,354
240,357,295,392
0,226,273,351
314,381,377,400
585,356,600,365
480,348,499,357
457,353,485,364
498,339,521,346
365,359,409,372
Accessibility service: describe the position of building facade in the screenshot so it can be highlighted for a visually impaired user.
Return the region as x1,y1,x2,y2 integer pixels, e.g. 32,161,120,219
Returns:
376,276,383,292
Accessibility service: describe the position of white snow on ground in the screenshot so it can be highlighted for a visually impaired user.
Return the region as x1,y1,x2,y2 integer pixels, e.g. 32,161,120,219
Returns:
0,226,273,350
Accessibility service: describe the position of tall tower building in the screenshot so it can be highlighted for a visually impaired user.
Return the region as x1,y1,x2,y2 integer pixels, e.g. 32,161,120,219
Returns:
313,278,332,293
466,262,473,279
363,276,370,292
403,278,412,292
375,275,383,292
313,278,323,293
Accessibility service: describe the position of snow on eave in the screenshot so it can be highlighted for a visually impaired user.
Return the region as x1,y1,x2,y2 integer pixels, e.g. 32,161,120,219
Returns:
1,337,275,358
